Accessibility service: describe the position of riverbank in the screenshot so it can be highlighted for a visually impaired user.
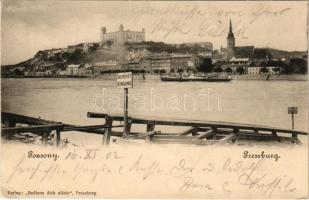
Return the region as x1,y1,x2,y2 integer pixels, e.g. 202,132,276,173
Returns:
2,74,308,81
231,74,308,81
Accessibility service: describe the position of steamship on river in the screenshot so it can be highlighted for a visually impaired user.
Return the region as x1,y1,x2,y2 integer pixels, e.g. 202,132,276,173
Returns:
160,73,233,82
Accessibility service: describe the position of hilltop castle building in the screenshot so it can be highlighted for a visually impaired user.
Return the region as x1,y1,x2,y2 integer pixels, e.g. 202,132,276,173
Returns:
101,24,145,45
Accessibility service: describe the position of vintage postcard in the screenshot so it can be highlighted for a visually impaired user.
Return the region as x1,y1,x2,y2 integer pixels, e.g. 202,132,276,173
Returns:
1,0,308,199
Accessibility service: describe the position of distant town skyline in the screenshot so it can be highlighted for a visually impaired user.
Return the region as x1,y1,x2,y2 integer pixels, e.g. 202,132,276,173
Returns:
1,1,307,65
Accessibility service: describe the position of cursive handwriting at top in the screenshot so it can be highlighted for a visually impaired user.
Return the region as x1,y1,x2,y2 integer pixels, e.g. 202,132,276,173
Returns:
199,19,248,39
151,18,191,39
131,3,207,24
250,5,291,24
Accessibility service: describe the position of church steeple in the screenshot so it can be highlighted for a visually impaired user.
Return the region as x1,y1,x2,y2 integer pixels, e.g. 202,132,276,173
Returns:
227,19,235,49
229,19,233,33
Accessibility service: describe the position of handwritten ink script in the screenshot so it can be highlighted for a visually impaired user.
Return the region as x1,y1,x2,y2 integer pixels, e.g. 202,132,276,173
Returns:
2,145,305,198
130,3,291,40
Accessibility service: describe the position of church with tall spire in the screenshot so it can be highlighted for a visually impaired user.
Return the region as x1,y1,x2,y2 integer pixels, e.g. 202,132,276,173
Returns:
220,19,254,60
226,19,236,59
227,19,235,49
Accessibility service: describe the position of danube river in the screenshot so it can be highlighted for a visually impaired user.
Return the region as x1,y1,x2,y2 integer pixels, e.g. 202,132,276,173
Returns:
2,78,308,145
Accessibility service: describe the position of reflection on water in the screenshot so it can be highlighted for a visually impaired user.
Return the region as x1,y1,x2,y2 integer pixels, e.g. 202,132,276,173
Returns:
1,78,308,145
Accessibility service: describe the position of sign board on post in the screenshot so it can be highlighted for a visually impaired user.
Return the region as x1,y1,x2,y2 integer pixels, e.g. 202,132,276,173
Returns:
288,107,298,114
117,72,133,138
117,72,133,88
288,106,298,131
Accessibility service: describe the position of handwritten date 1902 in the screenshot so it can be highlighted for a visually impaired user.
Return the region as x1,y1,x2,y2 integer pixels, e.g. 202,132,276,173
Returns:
65,149,122,160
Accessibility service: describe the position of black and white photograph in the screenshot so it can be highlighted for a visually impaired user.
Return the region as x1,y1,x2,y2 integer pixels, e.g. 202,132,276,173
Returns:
1,1,308,199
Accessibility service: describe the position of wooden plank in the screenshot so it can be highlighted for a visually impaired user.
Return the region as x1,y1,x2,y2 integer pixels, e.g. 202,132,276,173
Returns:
1,124,63,135
87,112,307,136
197,127,212,132
194,129,216,140
177,127,196,136
2,112,61,125
87,112,109,118
153,135,195,140
151,138,218,145
122,131,159,140
62,124,123,131
214,133,237,145
237,133,297,142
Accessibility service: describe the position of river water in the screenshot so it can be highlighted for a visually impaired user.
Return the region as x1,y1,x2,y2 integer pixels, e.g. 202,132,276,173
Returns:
2,78,308,145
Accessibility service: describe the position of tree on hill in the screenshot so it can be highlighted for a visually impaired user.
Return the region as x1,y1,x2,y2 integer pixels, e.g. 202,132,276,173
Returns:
160,69,166,75
225,68,232,74
289,58,307,74
214,67,222,73
273,67,281,73
177,68,184,73
65,49,86,64
154,69,160,74
236,67,245,74
197,57,213,72
260,67,269,74
12,68,24,76
125,41,212,54
281,65,294,74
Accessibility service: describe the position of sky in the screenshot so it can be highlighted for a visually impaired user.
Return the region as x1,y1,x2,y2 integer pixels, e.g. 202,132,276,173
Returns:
1,1,307,65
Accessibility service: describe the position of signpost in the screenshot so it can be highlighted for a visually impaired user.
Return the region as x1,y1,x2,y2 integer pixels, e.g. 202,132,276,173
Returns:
117,72,133,138
288,107,298,130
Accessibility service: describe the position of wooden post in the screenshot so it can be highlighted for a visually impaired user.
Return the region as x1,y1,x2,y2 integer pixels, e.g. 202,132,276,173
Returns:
291,113,294,130
233,128,239,134
125,120,132,136
123,88,129,138
103,116,113,146
145,123,155,143
42,131,49,145
192,128,198,136
232,128,239,143
56,130,61,147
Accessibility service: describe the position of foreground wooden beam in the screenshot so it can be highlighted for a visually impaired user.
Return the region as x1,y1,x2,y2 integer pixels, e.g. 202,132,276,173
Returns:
2,124,63,135
177,127,197,136
2,112,61,125
87,112,307,136
194,129,216,140
62,124,123,131
214,133,237,145
150,138,218,145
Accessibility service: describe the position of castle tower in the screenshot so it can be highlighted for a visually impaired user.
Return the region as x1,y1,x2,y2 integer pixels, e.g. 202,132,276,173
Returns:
101,27,107,44
227,19,235,49
119,24,124,31
101,27,106,34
